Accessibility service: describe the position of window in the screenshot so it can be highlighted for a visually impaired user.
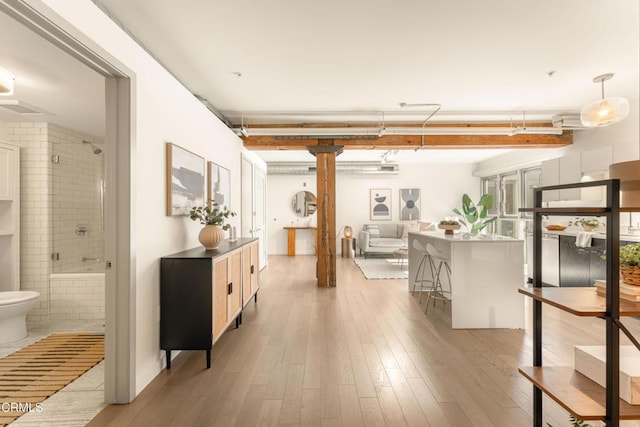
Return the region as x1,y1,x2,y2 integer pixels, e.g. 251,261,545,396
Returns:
501,172,519,217
522,167,542,215
483,176,498,216
481,166,542,237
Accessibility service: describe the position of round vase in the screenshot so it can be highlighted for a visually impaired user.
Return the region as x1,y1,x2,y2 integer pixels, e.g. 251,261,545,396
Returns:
198,225,224,250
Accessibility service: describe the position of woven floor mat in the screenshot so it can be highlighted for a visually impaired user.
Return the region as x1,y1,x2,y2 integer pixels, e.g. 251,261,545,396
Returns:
0,333,104,425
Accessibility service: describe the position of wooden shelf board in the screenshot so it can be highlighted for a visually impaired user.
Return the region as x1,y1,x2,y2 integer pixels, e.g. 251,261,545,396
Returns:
519,287,640,317
519,366,640,421
621,207,640,213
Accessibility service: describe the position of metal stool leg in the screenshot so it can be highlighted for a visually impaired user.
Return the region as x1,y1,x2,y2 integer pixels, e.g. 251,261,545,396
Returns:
425,256,451,314
412,253,433,304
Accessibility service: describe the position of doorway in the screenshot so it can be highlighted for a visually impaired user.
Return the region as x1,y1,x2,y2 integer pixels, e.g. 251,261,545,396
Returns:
241,154,267,270
0,0,135,404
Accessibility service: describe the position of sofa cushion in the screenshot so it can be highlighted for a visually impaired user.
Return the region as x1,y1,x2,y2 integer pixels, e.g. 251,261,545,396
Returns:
364,224,380,238
363,223,401,238
369,238,406,248
419,221,436,231
402,222,420,238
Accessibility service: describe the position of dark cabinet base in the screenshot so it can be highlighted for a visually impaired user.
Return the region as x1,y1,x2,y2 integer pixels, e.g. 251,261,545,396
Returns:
165,349,211,369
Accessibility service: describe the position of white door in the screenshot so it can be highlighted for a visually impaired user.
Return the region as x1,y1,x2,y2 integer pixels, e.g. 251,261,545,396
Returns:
241,156,267,270
254,167,267,269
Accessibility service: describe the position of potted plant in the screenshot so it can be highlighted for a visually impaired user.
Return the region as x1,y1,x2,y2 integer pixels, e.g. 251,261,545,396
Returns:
620,243,640,286
190,203,236,250
452,193,497,235
568,217,604,231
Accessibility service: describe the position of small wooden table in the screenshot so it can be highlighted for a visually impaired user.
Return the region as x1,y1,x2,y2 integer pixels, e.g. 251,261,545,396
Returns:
283,226,317,256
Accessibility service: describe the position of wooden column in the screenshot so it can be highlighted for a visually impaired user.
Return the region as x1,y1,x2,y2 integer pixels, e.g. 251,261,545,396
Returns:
308,143,343,288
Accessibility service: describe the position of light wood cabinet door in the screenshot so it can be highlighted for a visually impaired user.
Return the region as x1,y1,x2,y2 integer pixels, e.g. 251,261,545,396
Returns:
242,245,251,306
250,241,259,295
228,251,242,321
241,241,260,306
213,257,228,340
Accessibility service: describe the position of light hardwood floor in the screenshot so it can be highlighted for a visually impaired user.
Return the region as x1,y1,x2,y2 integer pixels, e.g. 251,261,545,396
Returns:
87,256,640,427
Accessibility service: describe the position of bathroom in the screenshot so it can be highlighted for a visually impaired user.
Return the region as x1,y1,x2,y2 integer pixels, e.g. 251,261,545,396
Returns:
0,121,106,342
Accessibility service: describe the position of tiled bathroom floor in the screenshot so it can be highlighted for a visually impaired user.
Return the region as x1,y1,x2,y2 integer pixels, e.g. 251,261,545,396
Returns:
1,320,106,426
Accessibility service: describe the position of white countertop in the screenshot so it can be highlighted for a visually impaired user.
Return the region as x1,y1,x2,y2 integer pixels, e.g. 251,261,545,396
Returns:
410,231,523,243
535,229,640,242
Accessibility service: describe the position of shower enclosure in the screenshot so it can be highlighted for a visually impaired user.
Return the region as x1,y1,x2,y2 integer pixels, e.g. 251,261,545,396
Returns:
51,139,105,273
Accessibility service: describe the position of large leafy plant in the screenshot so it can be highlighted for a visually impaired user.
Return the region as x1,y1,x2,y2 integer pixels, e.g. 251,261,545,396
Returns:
620,243,640,267
452,193,497,235
189,203,236,229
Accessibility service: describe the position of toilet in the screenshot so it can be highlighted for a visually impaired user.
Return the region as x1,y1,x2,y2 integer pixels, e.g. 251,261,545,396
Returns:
0,291,40,344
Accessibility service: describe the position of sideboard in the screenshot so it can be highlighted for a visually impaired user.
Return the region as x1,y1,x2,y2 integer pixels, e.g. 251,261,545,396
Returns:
160,238,259,368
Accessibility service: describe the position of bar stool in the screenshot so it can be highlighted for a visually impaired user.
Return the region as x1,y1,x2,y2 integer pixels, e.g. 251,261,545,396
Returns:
424,243,451,313
411,239,435,304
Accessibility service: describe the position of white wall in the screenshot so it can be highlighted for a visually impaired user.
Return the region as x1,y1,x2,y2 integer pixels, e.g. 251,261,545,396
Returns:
35,0,265,395
267,163,480,255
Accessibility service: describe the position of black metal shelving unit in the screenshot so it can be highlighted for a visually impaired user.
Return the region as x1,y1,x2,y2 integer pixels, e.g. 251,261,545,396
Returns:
519,179,640,426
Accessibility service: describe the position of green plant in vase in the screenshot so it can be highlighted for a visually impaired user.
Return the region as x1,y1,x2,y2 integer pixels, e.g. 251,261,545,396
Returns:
620,243,640,285
568,217,604,231
190,203,236,250
189,204,236,228
452,193,497,235
620,243,640,267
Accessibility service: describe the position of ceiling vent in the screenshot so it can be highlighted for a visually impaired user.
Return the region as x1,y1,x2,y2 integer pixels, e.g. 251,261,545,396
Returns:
552,114,587,130
267,162,399,175
0,100,52,116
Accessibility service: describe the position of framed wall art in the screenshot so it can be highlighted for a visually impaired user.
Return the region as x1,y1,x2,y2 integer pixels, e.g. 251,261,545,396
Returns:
165,142,205,216
370,188,392,220
208,161,231,210
400,188,421,220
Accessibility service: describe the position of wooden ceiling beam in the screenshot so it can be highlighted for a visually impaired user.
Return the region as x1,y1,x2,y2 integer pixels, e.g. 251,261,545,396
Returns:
242,131,573,150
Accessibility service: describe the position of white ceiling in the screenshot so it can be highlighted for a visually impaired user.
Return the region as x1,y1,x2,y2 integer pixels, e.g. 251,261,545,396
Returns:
95,0,639,118
0,12,104,138
94,0,639,163
1,1,638,164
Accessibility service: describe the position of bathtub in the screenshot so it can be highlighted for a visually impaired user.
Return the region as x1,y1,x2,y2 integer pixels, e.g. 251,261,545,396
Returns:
0,291,40,343
49,267,105,321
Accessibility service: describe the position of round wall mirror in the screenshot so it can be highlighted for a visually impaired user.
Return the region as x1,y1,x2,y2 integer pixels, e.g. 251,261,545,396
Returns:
292,191,317,217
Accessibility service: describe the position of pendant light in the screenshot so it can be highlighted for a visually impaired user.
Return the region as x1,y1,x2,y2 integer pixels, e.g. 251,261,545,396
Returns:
580,73,629,127
0,67,14,96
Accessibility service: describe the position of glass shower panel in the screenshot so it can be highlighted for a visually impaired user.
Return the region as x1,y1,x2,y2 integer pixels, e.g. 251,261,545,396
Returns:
51,140,105,273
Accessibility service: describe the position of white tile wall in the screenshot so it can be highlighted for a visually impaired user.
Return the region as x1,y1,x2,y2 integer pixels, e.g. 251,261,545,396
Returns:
49,274,105,321
9,122,105,322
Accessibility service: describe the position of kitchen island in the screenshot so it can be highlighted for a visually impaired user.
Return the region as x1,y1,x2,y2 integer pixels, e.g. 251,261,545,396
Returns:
408,231,524,329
